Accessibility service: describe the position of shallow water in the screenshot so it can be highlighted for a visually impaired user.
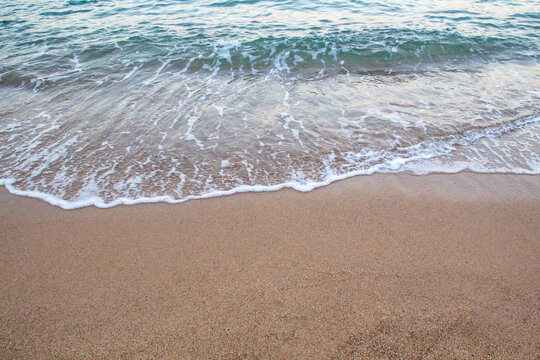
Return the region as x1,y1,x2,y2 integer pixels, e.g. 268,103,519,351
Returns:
0,0,539,208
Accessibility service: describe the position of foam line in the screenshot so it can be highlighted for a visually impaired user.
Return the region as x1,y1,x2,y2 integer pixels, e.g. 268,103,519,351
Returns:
2,164,539,210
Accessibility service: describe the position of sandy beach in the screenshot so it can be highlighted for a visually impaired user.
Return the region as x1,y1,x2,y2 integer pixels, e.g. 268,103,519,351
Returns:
0,173,539,359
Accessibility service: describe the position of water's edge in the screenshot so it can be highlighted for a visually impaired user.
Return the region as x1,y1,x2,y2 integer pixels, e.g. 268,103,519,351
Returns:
1,167,538,210
2,0,538,210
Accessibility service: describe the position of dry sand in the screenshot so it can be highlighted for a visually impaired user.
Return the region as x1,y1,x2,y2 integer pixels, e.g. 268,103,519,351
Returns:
0,173,539,359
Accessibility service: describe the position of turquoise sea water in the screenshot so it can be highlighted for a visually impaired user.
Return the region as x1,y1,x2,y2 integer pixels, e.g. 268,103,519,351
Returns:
0,0,539,208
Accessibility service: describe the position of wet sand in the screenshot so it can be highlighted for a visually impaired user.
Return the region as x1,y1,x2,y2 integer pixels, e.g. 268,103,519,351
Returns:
1,173,539,359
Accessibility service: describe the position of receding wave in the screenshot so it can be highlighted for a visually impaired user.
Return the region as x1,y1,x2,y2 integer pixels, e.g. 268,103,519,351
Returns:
0,0,539,208
0,113,538,209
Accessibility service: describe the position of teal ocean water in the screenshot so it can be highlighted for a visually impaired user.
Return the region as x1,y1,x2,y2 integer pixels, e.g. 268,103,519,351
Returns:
0,0,539,208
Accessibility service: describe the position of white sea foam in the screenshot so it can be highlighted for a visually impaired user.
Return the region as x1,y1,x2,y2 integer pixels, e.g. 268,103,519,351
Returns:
0,59,538,210
1,115,539,209
1,0,539,210
1,154,539,210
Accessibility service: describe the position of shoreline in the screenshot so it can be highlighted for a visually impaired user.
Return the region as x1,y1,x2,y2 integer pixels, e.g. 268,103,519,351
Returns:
2,169,540,210
1,173,539,359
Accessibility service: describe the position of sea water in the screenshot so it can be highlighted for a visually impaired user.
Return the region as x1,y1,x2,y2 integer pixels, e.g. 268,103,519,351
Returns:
0,0,539,208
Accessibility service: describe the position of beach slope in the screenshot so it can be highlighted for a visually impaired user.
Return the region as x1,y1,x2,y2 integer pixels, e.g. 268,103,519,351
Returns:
1,173,539,359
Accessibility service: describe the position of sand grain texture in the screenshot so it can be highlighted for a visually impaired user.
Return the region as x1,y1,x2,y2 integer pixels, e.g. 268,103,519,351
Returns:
1,173,539,359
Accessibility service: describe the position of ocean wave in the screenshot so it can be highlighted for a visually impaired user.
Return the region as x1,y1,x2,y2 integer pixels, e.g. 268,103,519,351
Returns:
1,29,537,91
168,30,537,72
1,0,539,209
1,111,538,209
